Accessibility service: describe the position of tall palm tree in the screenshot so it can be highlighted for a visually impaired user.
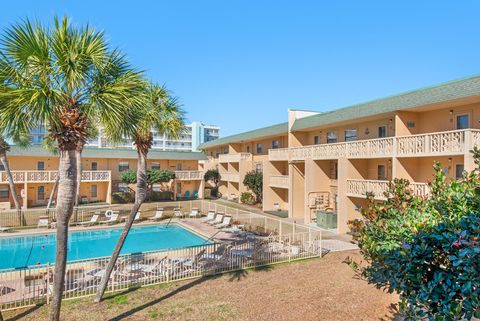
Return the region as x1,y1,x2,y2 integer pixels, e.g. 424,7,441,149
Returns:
0,17,144,321
94,83,184,302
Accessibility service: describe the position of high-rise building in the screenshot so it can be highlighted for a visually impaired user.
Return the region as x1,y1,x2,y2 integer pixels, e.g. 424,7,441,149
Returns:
23,122,220,152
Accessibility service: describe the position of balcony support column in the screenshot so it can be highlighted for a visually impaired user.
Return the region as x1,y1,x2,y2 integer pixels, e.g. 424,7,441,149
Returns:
22,181,28,209
336,158,349,234
464,130,476,172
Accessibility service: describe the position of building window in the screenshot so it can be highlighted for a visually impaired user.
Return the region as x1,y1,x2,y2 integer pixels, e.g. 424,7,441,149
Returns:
91,162,98,171
37,161,45,171
176,182,182,195
271,140,279,149
118,161,129,172
256,143,263,154
378,165,386,180
246,146,250,153
0,164,4,171
0,186,9,198
255,163,263,173
330,162,338,179
151,162,160,170
118,183,129,192
91,184,97,198
314,135,320,145
223,148,228,154
455,164,464,180
378,126,387,138
345,129,357,142
152,184,161,192
37,186,45,201
456,114,469,130
327,132,337,144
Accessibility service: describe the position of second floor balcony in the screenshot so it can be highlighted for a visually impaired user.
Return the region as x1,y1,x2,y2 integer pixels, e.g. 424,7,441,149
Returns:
346,179,430,200
271,129,480,162
220,172,240,182
0,170,111,184
219,153,252,163
174,170,204,180
269,175,289,189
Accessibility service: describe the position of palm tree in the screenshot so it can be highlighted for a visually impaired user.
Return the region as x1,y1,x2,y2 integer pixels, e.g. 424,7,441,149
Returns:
0,17,144,321
94,83,184,302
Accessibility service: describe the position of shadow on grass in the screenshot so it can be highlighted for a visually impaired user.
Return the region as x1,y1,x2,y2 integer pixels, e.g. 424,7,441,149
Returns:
108,264,275,320
5,304,42,321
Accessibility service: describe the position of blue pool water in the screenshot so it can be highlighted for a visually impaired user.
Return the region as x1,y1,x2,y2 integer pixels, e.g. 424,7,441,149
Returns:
0,224,208,270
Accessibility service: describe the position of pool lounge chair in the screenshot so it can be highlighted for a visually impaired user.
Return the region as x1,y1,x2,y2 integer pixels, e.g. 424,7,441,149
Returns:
149,208,164,221
0,226,11,232
207,213,224,226
214,216,232,229
200,211,215,222
174,208,183,218
101,212,119,225
189,208,199,218
37,216,49,229
134,211,141,222
79,214,100,226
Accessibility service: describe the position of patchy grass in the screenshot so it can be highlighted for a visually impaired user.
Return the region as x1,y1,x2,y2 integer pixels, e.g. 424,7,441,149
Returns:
3,251,398,321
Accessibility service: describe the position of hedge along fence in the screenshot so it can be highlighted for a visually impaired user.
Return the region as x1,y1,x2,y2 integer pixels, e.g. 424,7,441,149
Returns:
0,226,322,312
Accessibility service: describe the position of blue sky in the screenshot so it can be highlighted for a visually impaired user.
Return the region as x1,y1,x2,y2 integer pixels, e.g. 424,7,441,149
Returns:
1,1,479,136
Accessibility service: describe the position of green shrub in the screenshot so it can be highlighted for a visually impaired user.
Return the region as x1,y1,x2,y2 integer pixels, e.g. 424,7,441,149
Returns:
243,171,262,203
348,148,480,320
111,192,134,204
240,192,255,205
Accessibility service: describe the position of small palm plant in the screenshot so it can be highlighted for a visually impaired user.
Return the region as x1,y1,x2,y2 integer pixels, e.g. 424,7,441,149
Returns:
94,83,184,301
0,17,144,321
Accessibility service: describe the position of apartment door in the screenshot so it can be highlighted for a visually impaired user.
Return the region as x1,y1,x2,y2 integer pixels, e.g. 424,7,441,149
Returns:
456,113,470,130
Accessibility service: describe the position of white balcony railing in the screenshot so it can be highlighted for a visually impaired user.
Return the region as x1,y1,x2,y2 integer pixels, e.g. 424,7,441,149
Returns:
347,179,430,200
396,129,470,157
219,153,252,163
283,129,480,161
268,148,290,161
220,172,240,182
175,170,204,180
269,175,289,189
0,170,111,184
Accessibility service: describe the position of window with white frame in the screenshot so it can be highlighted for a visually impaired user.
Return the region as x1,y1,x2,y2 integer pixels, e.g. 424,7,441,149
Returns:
91,162,98,171
255,163,263,173
151,162,160,170
271,140,279,149
378,126,387,138
37,161,45,171
345,129,357,142
118,161,129,172
456,114,469,130
327,131,337,144
152,184,162,192
256,143,263,154
0,186,8,198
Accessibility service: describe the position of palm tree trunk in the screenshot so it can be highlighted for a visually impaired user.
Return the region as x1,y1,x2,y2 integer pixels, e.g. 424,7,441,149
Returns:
0,309,4,321
73,148,82,222
0,150,23,225
47,173,60,210
94,149,147,302
49,150,77,321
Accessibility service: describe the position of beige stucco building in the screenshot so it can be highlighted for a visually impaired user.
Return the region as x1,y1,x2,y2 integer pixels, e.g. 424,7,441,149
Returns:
199,75,480,233
0,146,207,209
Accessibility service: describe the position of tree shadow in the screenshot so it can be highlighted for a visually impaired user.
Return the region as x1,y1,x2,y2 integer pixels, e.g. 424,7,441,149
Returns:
5,304,42,321
379,303,402,321
108,264,275,320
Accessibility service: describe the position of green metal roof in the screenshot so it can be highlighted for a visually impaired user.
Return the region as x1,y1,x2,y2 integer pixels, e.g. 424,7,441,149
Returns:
291,74,480,131
8,146,208,160
198,122,288,149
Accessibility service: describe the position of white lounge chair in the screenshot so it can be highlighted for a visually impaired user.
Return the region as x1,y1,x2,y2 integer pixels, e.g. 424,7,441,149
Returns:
37,217,49,229
207,213,224,226
200,211,215,222
79,214,100,226
0,226,11,232
189,208,199,218
174,208,183,218
214,216,232,229
101,212,119,225
149,208,164,221
134,211,141,222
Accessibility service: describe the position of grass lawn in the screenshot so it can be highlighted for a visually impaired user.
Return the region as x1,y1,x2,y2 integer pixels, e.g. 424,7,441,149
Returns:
3,250,398,321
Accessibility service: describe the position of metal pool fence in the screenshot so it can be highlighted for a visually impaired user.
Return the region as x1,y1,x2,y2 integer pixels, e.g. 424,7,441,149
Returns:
0,200,322,312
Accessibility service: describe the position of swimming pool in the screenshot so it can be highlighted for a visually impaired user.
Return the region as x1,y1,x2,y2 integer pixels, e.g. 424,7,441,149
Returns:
0,224,208,270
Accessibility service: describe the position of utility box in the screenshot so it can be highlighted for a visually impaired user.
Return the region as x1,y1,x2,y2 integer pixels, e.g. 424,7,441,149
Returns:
316,210,338,229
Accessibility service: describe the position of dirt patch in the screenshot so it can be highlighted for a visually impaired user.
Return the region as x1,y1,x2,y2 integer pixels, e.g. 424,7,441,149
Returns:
3,250,398,321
